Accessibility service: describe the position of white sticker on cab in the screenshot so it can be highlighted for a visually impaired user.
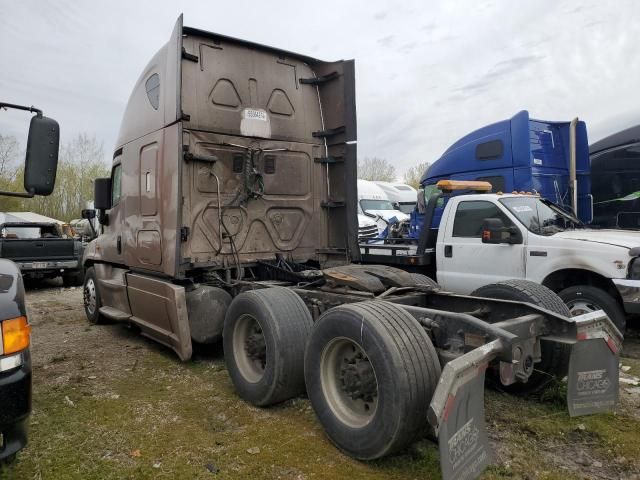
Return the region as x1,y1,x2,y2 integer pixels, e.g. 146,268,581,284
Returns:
244,109,267,121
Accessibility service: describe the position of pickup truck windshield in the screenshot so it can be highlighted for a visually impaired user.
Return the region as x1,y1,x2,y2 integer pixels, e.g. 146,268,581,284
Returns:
500,197,582,236
360,199,397,212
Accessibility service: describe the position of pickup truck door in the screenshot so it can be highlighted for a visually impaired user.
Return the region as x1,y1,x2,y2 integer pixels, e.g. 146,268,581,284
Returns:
436,199,526,294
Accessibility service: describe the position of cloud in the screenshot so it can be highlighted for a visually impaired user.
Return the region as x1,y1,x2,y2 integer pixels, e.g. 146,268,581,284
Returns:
455,55,545,95
1,0,638,180
377,35,394,47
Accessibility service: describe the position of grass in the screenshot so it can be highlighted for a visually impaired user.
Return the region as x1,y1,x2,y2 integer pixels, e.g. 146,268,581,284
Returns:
3,315,640,479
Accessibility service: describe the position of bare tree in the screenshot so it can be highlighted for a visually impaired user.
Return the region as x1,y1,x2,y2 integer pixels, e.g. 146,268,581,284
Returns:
357,157,396,182
403,162,430,189
0,135,20,187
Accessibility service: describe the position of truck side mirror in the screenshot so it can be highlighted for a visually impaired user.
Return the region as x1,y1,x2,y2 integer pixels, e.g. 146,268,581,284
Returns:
481,218,522,244
81,209,96,220
94,178,112,210
24,115,60,196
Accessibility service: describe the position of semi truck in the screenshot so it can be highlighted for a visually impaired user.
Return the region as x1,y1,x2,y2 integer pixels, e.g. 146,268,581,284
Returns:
410,110,591,239
0,102,60,463
589,124,640,229
80,16,621,480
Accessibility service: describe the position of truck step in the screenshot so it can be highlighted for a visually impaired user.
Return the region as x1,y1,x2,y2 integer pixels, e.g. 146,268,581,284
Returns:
99,306,131,321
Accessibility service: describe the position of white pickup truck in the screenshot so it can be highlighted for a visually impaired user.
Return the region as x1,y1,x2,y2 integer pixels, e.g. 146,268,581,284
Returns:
361,185,640,332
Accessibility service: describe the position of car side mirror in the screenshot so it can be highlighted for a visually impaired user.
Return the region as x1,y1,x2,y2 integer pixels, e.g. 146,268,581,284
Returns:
24,115,60,196
81,209,96,220
482,218,522,244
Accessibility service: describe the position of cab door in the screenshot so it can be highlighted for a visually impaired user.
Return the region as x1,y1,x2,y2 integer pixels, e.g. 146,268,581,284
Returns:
436,199,527,294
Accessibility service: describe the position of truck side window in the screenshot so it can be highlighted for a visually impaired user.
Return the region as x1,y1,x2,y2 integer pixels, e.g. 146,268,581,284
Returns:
145,73,160,110
111,164,122,206
476,140,503,160
452,200,512,238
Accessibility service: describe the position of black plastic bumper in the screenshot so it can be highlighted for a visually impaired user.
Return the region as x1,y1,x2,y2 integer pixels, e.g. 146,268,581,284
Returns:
0,351,31,460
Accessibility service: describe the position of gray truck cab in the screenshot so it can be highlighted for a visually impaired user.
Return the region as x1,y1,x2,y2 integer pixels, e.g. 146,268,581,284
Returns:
0,102,59,463
83,15,356,360
81,17,623,480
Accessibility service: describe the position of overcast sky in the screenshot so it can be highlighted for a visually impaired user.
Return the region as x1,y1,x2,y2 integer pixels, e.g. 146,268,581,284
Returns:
1,0,639,177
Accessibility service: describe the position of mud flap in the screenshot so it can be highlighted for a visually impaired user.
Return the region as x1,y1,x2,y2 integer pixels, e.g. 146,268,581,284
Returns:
428,340,502,480
567,338,619,416
438,371,492,480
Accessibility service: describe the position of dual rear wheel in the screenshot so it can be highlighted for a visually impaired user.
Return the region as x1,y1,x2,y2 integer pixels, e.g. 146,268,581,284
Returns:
223,288,441,459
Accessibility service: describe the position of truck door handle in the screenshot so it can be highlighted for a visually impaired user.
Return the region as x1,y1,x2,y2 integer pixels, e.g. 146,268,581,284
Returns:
117,235,122,254
444,245,452,257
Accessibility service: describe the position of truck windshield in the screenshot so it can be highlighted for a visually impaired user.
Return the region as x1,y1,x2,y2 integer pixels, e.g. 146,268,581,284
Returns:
360,199,397,212
499,197,582,236
397,202,416,213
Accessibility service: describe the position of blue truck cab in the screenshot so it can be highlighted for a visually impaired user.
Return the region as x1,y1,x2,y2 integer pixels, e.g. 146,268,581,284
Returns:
412,111,591,236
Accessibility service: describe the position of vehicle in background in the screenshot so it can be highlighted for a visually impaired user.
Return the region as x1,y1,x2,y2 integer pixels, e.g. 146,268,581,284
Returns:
357,214,379,242
79,18,620,480
361,180,639,333
0,101,60,464
412,111,591,239
590,124,640,229
0,213,84,287
373,181,417,213
357,179,409,234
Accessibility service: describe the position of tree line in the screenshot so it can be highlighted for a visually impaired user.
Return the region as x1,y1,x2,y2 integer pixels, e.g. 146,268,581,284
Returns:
357,157,430,189
0,133,110,222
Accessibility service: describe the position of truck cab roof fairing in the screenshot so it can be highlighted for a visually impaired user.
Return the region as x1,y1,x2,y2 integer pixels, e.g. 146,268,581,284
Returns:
116,15,183,149
116,15,353,151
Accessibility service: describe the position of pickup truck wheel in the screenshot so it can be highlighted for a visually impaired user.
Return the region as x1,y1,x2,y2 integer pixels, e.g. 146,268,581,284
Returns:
558,285,626,334
305,301,441,460
223,287,312,407
83,267,105,324
409,273,440,288
471,279,571,393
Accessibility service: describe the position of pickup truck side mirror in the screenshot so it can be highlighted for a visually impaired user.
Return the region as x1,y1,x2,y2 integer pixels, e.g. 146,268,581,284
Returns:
481,218,522,245
24,115,60,196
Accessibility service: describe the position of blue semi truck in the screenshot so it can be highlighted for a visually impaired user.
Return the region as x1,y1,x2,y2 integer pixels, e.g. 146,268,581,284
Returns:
409,110,591,238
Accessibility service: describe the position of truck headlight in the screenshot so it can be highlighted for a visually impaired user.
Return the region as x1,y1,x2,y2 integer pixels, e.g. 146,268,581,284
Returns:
630,258,640,280
2,316,31,355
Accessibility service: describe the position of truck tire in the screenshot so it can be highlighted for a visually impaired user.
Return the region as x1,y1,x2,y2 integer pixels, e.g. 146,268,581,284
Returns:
471,279,571,393
304,301,441,460
558,285,626,334
83,267,105,324
63,270,84,287
223,287,313,407
409,273,440,288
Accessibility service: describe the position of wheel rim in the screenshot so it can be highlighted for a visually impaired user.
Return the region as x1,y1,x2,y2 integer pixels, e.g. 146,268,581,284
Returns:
84,278,96,315
566,299,601,316
233,314,267,383
320,337,379,428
